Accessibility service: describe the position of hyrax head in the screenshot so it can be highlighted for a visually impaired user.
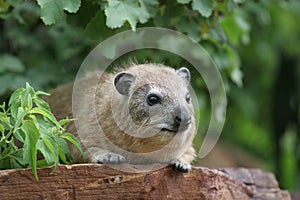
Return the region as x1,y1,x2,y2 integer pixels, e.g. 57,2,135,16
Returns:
114,64,194,135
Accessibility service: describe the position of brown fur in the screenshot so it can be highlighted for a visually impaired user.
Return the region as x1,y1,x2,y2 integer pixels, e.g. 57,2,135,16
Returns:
46,64,196,170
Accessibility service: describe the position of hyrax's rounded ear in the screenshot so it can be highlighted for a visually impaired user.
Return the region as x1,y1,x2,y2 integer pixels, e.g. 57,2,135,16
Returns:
114,72,136,95
177,67,190,85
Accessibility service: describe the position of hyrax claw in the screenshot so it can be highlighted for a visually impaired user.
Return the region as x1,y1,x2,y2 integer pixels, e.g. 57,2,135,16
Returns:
93,152,126,164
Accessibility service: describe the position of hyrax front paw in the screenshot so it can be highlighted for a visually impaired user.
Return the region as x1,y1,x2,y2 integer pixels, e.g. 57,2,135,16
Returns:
170,160,191,172
92,152,125,164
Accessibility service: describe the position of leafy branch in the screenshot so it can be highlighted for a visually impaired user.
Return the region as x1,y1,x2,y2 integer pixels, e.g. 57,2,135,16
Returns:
0,83,83,179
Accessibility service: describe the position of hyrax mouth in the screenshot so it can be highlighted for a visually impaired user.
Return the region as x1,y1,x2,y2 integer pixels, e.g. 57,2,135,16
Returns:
161,128,178,133
160,121,191,134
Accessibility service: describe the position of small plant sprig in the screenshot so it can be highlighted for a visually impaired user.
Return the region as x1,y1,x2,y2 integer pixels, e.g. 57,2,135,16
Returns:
0,83,83,179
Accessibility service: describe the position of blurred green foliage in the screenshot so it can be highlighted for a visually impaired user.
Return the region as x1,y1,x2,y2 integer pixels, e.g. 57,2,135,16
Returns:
0,0,299,190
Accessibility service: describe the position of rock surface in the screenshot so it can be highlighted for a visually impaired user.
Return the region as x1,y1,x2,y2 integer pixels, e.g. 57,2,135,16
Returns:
0,164,291,200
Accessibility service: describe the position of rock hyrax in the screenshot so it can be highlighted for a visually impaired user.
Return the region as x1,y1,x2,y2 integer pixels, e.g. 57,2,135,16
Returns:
47,63,196,172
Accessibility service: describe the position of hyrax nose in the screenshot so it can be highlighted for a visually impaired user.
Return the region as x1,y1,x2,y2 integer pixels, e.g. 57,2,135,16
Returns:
174,113,192,126
174,116,182,124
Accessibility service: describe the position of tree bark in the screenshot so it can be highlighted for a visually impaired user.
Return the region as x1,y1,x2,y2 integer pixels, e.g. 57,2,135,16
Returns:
0,164,291,200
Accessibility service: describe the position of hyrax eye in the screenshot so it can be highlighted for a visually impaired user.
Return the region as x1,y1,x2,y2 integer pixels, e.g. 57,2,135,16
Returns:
186,93,191,103
147,94,160,106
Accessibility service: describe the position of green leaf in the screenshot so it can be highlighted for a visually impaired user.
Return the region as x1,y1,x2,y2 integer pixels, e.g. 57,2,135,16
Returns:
0,54,25,73
176,16,201,42
29,107,62,129
104,0,153,31
14,130,25,143
28,115,39,130
0,0,10,13
33,97,51,110
177,0,191,4
37,139,56,165
13,107,26,133
60,133,83,155
139,0,158,18
21,120,40,180
8,88,24,106
56,137,70,164
0,145,24,169
1,144,13,158
35,91,50,96
85,10,113,40
36,159,49,168
192,0,215,18
230,67,243,87
36,0,81,25
4,149,24,166
0,102,5,111
66,0,100,28
233,0,246,3
25,83,36,96
0,112,11,130
220,9,250,45
57,146,68,164
225,45,243,86
20,89,32,111
39,130,59,168
59,118,74,127
8,88,25,121
0,124,4,135
6,0,23,7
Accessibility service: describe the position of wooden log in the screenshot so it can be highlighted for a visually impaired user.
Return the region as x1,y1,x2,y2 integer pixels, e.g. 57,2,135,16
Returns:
0,164,291,200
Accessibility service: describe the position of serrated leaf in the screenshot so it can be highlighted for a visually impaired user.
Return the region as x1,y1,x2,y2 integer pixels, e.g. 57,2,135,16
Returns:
192,0,215,18
21,120,40,180
60,133,83,155
29,107,62,129
0,54,25,73
36,0,81,25
104,0,151,31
